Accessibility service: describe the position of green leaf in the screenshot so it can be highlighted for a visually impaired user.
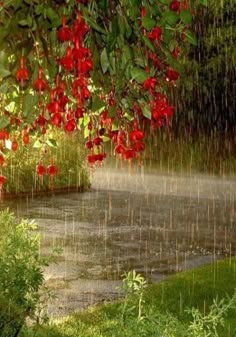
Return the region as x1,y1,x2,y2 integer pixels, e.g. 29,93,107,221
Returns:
142,35,155,52
102,136,110,142
142,16,156,30
22,93,38,117
26,14,33,27
0,67,11,78
139,100,151,119
185,30,198,46
107,33,117,53
83,115,90,127
0,51,8,65
130,67,149,84
82,12,106,34
199,0,208,6
5,101,15,113
100,48,110,73
91,96,106,112
0,116,10,129
180,10,192,25
46,8,61,27
84,125,90,139
46,139,57,148
161,11,179,26
158,0,171,4
163,47,183,73
18,19,29,27
122,44,133,67
0,82,8,94
162,28,172,45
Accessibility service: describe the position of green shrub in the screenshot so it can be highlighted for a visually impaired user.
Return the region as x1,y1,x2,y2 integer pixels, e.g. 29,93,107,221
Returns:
0,210,56,337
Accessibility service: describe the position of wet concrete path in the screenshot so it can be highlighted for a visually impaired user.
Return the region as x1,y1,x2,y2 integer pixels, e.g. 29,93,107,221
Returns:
2,167,236,317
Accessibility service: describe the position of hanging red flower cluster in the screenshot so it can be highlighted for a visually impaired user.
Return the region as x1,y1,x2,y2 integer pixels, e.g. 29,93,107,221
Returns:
0,0,194,191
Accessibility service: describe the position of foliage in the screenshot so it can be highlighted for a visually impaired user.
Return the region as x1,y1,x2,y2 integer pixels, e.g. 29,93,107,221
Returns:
0,209,58,337
186,292,236,337
119,270,147,321
0,0,209,183
20,258,236,337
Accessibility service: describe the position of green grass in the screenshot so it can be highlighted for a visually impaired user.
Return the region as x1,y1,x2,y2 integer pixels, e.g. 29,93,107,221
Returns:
20,257,236,337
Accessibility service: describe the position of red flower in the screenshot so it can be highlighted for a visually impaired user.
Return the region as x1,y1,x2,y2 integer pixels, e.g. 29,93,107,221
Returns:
115,144,126,155
149,26,162,42
133,141,145,152
59,47,74,72
129,130,145,142
142,77,158,91
51,113,63,127
166,67,179,81
16,56,29,86
141,7,147,17
170,0,181,12
0,130,9,140
183,0,188,9
47,100,61,115
36,162,46,176
87,154,96,166
34,68,47,92
123,148,135,160
172,46,181,59
75,107,84,119
93,136,103,146
11,137,18,151
0,175,7,186
77,59,93,74
47,162,58,177
86,140,94,149
58,16,73,42
22,129,29,145
36,114,47,127
64,119,76,133
0,155,5,166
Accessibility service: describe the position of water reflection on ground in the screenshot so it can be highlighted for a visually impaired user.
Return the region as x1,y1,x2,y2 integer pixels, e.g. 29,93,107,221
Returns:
2,167,236,317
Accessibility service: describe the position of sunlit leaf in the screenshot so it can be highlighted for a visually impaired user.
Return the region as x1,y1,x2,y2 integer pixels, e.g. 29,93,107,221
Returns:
142,16,156,30
33,139,42,148
138,99,151,119
180,10,192,25
46,139,57,148
185,30,198,46
130,67,149,84
161,11,179,26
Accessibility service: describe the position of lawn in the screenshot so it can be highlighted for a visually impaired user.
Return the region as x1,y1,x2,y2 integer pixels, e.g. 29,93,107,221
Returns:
21,257,236,337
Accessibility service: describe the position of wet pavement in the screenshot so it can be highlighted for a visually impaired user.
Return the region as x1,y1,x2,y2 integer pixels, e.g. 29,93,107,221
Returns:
2,167,236,317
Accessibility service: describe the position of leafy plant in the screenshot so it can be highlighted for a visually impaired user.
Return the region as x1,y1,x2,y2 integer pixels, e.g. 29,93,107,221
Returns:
186,291,236,337
119,270,147,322
0,209,59,337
